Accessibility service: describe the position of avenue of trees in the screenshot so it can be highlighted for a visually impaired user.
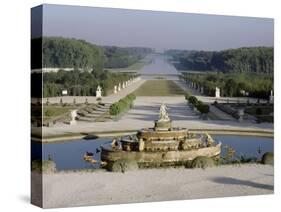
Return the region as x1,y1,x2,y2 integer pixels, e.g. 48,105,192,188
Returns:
181,72,273,99
43,69,136,97
167,47,273,74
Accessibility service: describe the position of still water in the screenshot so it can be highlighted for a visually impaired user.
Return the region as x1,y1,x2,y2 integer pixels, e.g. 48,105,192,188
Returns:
213,135,273,160
31,135,273,171
140,54,179,75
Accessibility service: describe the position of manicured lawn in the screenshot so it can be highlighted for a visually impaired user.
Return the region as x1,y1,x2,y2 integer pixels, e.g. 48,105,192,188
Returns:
135,80,185,96
43,106,75,118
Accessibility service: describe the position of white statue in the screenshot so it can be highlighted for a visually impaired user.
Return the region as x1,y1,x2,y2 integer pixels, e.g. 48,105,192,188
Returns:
114,85,117,94
215,87,220,98
159,103,170,121
118,83,121,91
96,85,102,98
70,110,77,125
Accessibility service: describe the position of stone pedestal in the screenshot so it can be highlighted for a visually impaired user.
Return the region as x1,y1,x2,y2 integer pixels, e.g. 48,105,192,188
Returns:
154,120,172,131
69,120,77,125
237,109,244,122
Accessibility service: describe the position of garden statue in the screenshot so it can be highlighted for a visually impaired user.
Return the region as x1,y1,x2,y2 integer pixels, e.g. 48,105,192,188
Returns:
70,110,77,125
159,103,170,121
215,87,220,98
114,85,117,94
96,85,102,98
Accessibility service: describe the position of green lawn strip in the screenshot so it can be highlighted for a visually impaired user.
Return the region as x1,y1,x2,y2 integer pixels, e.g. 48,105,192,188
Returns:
43,106,76,118
135,80,185,96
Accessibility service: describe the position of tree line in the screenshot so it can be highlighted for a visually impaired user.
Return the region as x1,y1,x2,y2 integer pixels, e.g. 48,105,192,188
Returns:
104,46,152,68
167,47,273,74
43,69,136,97
181,72,273,99
41,37,152,69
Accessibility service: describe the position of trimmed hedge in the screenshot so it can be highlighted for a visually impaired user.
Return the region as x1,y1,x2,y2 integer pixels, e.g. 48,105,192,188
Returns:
188,96,198,105
187,95,209,114
185,91,192,100
109,93,136,116
197,104,210,114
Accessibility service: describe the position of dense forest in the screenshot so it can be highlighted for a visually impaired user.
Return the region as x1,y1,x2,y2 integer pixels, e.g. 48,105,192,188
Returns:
103,46,152,68
42,37,105,70
167,47,273,74
41,37,152,69
181,72,273,99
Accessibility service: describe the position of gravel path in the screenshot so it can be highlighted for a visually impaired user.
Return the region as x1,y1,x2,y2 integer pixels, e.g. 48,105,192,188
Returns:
32,164,273,208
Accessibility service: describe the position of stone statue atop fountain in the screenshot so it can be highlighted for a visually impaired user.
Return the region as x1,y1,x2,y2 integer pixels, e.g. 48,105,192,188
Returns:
215,87,220,98
96,85,102,98
154,103,171,130
69,110,77,125
159,103,170,121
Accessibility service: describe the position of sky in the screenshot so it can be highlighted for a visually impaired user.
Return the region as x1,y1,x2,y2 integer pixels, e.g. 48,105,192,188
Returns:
39,4,274,51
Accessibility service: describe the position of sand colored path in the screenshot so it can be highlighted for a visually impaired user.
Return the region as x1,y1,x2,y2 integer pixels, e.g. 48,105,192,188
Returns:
36,164,273,208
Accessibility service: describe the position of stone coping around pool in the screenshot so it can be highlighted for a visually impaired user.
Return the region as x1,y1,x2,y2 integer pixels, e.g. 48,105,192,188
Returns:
32,128,274,143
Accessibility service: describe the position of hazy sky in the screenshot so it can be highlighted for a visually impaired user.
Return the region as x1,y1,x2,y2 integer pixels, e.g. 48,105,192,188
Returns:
41,4,274,51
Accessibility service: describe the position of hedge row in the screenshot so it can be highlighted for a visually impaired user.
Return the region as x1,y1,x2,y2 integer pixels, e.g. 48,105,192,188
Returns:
109,93,136,115
187,95,210,114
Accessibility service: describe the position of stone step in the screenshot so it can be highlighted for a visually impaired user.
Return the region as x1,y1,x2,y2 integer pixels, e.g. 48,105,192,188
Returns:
77,115,113,122
77,110,89,117
84,107,96,113
77,116,97,122
84,113,104,118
